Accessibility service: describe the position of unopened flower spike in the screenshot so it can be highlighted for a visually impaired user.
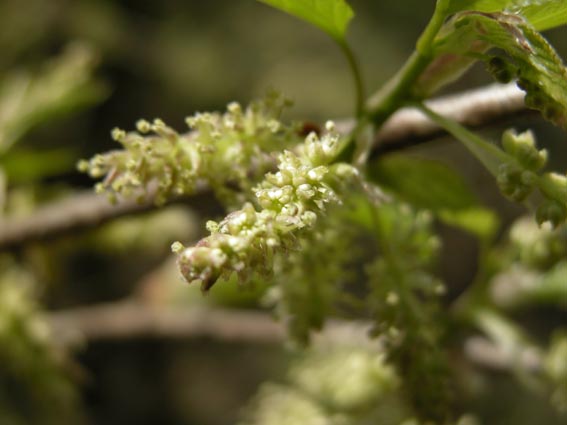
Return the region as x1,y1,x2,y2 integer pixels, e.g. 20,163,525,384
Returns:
497,129,567,227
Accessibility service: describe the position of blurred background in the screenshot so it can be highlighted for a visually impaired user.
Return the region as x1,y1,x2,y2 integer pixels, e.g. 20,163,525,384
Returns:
0,1,565,424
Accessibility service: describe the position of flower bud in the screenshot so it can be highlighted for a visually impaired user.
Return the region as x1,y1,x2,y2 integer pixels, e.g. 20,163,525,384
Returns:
487,56,516,83
111,128,126,142
536,200,567,228
501,129,547,171
296,183,315,200
136,119,151,133
307,166,328,182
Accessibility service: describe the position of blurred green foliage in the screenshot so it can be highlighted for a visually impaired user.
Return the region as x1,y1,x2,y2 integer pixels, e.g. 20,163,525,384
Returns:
0,257,82,425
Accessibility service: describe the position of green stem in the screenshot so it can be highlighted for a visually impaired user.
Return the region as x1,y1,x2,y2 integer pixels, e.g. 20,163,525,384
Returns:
339,41,365,118
364,0,451,127
334,0,451,165
416,0,451,54
417,103,510,176
365,51,431,125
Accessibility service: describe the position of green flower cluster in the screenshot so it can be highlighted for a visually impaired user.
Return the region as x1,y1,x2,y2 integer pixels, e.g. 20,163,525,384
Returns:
365,201,450,423
266,210,361,344
288,347,398,413
507,217,567,269
240,341,477,425
489,217,567,309
487,53,566,127
498,129,547,201
497,129,567,227
367,202,443,338
173,122,357,291
240,345,403,425
0,257,80,425
79,92,302,205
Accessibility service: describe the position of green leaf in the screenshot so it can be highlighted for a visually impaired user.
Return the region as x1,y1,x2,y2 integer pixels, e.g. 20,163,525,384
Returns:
447,0,567,30
0,44,107,154
439,208,499,239
367,154,499,238
257,0,354,43
447,0,514,14
368,154,479,211
429,12,567,129
415,5,567,99
0,168,5,212
0,148,76,183
516,1,567,30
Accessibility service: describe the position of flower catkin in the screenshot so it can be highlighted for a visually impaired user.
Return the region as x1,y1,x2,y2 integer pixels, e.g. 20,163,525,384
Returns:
78,92,301,206
173,122,356,291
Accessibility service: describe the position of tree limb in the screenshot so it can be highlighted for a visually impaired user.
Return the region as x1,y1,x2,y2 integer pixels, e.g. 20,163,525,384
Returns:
0,83,527,250
369,82,529,154
46,300,542,372
0,182,215,251
46,301,372,348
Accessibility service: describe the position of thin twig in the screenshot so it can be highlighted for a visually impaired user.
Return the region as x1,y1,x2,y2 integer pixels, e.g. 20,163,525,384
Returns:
0,83,527,250
46,301,541,372
46,301,372,348
0,190,157,250
0,182,215,251
47,302,285,346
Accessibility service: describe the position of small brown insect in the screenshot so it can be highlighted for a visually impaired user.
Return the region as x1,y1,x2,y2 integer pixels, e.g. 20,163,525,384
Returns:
298,121,321,137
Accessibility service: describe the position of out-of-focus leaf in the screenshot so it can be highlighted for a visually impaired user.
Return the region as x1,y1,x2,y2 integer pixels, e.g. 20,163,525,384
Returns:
439,208,499,240
257,0,354,43
0,168,5,213
513,0,567,30
508,216,567,269
0,258,82,425
425,12,567,128
368,154,499,238
1,148,76,183
447,0,567,30
0,43,107,153
525,261,567,306
544,332,567,411
368,154,480,211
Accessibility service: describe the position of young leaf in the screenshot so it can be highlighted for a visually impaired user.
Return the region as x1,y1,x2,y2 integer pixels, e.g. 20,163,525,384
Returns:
426,12,567,128
514,0,567,30
447,0,514,14
257,0,354,43
447,0,567,30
